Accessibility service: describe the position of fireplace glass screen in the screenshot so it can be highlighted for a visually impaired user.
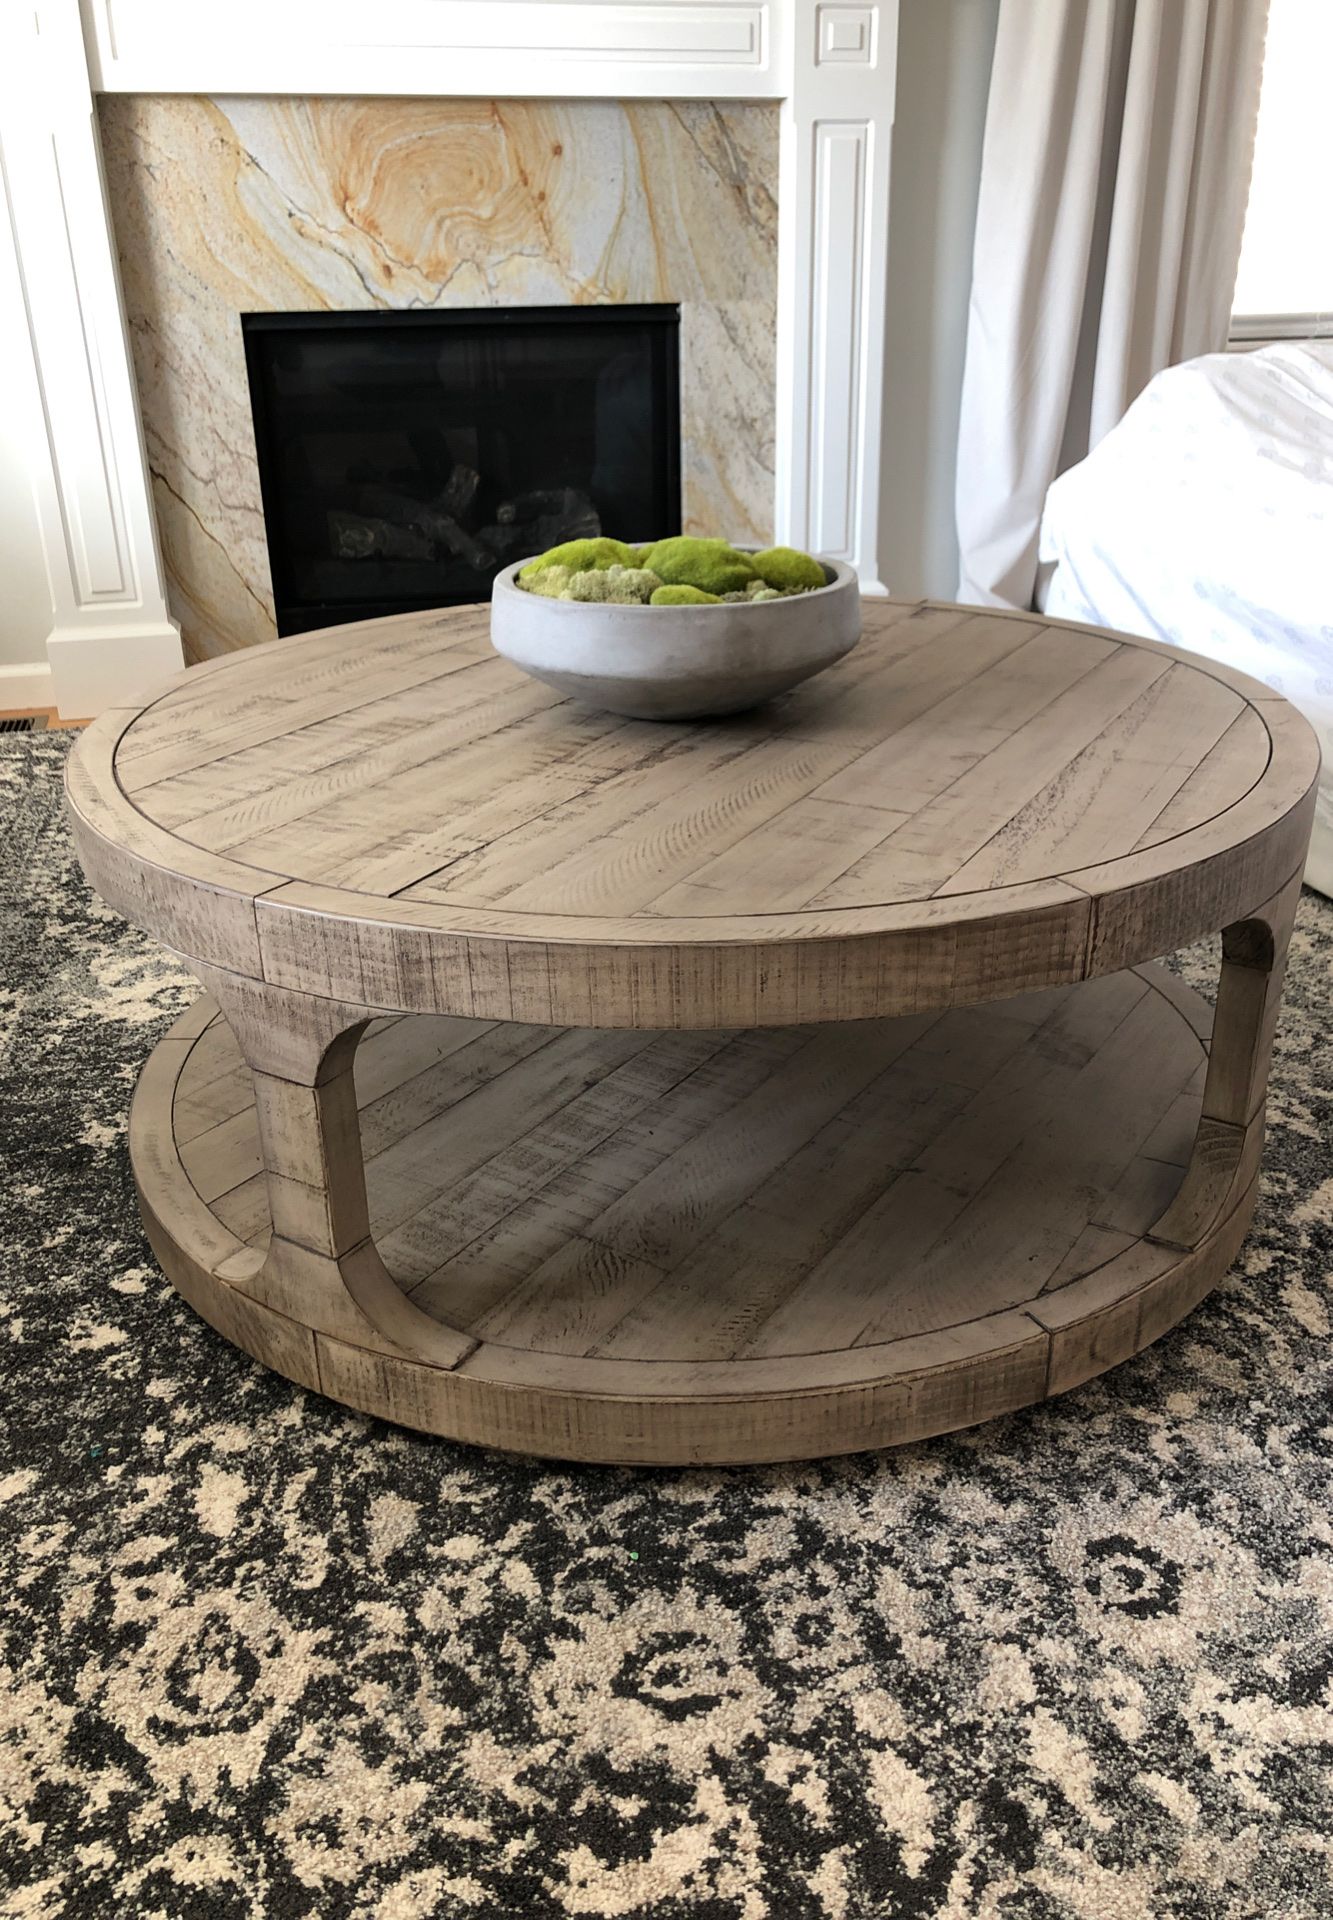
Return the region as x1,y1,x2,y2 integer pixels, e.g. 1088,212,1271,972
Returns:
241,306,681,635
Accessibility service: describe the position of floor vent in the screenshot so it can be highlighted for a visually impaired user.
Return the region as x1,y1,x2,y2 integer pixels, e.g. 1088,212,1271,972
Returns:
0,717,38,733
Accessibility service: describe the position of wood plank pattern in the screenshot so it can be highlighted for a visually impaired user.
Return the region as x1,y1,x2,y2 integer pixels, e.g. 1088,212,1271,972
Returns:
66,598,1319,1027
169,971,1208,1369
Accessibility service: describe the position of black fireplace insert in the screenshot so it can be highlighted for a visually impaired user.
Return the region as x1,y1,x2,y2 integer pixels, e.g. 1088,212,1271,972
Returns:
241,305,681,636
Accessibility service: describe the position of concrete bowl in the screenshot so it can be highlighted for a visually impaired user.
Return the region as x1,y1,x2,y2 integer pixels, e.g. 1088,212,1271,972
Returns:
489,554,861,720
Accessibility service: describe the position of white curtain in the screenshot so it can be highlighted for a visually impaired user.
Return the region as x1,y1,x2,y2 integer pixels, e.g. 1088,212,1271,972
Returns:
955,0,1269,609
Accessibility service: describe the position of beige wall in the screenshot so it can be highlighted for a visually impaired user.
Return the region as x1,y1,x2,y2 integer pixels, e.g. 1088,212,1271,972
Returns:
880,0,999,599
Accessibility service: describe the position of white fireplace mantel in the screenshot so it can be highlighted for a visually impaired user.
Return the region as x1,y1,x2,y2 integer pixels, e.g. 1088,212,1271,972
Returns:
0,0,897,715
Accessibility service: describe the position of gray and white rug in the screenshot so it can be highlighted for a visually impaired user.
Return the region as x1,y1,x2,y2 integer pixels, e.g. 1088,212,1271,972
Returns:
2,730,1331,1919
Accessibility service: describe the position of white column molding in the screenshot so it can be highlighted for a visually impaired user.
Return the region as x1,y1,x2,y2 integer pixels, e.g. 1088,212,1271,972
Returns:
0,2,182,717
775,0,895,591
2,1,897,714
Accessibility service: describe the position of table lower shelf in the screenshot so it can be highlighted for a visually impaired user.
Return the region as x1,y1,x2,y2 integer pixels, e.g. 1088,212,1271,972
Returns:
131,964,1258,1464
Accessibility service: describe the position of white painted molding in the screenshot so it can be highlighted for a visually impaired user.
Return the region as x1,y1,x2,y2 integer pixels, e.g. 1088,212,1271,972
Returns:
47,626,187,720
775,0,894,592
84,0,781,98
0,663,56,713
2,1,895,714
1,2,182,717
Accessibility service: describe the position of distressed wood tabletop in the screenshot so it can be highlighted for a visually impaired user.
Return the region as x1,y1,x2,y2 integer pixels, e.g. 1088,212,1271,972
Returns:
67,598,1319,1026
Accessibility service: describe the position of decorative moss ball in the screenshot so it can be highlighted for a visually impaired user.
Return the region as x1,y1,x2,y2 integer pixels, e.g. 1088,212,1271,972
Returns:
612,566,665,602
523,565,575,599
650,584,721,606
751,545,826,592
564,566,663,604
512,534,828,606
641,537,757,597
520,537,637,581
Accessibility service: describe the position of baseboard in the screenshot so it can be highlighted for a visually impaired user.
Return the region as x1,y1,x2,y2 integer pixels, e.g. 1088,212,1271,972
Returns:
46,622,185,719
0,660,56,712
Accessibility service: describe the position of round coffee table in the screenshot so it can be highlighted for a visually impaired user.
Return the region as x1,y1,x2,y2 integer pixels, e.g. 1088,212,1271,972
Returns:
67,599,1318,1463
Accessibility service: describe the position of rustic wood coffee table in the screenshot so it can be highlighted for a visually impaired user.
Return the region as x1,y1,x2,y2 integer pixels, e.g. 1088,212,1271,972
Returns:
67,599,1318,1463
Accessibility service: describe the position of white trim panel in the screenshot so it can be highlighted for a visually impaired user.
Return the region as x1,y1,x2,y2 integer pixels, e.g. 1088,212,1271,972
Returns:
87,1,781,99
9,128,133,606
0,663,56,713
775,0,893,591
1,1,182,714
809,123,867,560
47,623,186,720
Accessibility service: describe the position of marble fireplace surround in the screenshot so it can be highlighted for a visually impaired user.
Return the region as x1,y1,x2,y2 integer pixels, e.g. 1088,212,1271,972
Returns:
100,96,780,666
2,1,898,714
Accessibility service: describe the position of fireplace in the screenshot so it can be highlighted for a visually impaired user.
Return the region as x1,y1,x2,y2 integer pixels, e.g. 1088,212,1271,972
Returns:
242,305,682,636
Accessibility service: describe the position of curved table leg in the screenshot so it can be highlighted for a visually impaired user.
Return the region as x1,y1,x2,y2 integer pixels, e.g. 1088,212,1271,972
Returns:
185,962,478,1374
1024,872,1302,1400
1150,867,1302,1253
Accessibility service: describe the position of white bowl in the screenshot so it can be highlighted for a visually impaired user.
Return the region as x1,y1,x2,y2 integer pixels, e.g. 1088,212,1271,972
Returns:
489,553,861,720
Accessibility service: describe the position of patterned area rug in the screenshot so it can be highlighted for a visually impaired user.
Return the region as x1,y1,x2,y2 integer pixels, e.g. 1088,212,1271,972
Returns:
2,731,1331,1920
